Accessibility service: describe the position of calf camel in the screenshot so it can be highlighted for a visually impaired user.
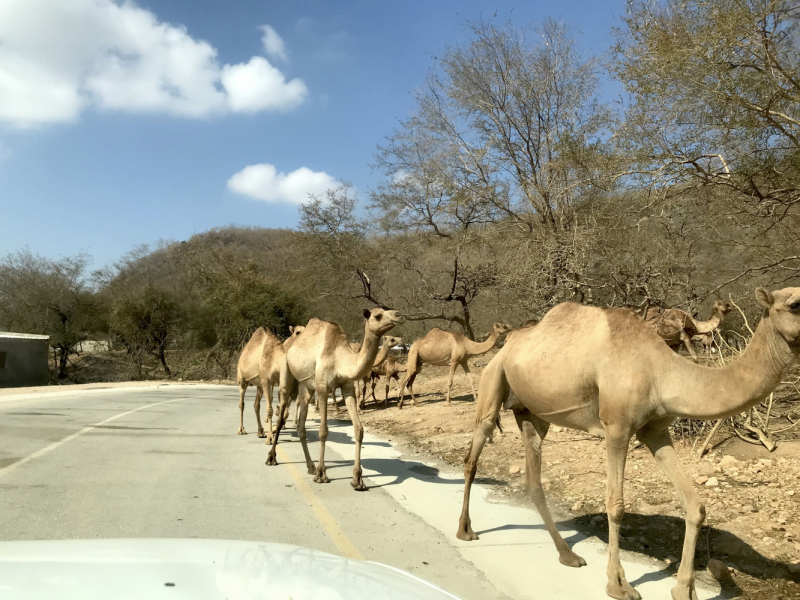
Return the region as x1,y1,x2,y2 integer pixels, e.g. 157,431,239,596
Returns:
357,336,402,409
645,300,730,360
236,325,305,441
457,288,800,600
363,355,408,408
398,322,512,408
266,308,404,490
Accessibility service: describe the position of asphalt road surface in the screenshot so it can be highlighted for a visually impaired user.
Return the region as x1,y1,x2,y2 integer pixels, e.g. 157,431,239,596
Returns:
0,385,719,600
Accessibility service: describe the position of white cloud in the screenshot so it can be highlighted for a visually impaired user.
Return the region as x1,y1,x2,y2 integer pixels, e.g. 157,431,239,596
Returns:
221,57,306,113
259,25,287,61
227,164,339,205
0,1,306,128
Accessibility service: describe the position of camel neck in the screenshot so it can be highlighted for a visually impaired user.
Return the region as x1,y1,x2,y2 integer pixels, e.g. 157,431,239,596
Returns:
660,314,796,419
341,322,381,381
693,310,723,335
464,330,499,356
372,340,392,368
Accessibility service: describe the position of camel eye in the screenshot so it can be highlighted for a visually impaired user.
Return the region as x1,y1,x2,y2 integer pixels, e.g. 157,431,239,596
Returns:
791,301,800,310
375,314,382,320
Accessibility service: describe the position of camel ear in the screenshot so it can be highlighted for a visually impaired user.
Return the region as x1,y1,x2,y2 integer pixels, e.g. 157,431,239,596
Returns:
755,287,774,308
289,326,294,334
363,308,372,319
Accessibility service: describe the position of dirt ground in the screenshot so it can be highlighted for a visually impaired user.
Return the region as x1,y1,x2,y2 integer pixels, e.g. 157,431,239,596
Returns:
355,349,800,600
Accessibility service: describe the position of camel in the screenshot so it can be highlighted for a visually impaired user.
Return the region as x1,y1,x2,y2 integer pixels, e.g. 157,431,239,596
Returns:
236,325,305,441
364,355,408,408
266,308,404,490
456,287,800,600
645,300,730,360
398,322,512,409
357,336,402,409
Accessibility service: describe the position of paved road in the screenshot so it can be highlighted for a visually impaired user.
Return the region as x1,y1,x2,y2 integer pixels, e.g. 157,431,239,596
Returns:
0,385,719,600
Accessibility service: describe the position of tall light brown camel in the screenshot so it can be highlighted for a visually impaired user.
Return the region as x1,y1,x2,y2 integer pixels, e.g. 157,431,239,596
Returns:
266,308,404,490
236,325,305,441
645,300,730,360
456,288,800,600
398,322,512,409
364,354,407,408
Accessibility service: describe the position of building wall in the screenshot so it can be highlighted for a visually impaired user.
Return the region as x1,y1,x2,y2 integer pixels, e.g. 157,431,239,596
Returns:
0,338,50,388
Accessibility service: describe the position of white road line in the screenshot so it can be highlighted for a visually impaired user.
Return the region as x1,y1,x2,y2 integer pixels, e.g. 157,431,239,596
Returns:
0,397,185,481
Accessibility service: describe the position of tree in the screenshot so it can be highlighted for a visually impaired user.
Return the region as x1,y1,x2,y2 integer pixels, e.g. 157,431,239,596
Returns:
0,250,100,378
108,286,181,377
613,0,800,287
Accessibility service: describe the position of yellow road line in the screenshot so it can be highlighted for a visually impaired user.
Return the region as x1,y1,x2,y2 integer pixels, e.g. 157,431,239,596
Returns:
276,445,364,560
0,398,185,481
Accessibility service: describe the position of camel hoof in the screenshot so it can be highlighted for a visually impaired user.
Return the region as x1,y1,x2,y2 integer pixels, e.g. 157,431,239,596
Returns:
265,453,278,466
307,465,316,475
257,431,267,438
670,585,698,600
350,480,368,491
237,427,246,435
455,526,479,541
606,582,641,600
559,550,587,568
314,472,330,484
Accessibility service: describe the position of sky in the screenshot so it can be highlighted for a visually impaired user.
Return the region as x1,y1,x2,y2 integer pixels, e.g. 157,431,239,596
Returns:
0,0,626,268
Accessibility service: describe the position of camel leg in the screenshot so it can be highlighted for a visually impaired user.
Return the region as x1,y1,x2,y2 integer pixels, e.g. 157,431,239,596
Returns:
398,365,419,409
680,331,698,361
637,422,702,600
456,358,508,541
264,383,275,442
462,361,478,402
604,427,639,600
254,386,267,438
342,381,367,491
237,382,247,435
265,369,295,465
314,383,330,484
384,377,390,408
295,389,316,475
514,408,586,567
445,362,458,406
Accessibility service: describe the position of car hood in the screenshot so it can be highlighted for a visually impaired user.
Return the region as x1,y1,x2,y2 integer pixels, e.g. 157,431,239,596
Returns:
0,538,462,600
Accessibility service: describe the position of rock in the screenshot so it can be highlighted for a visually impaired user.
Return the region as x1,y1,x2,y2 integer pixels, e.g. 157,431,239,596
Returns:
705,477,719,487
742,504,756,513
665,556,679,566
592,515,605,523
706,559,732,581
786,490,796,497
719,455,739,468
414,418,423,424
759,458,773,468
695,475,709,485
728,563,739,572
639,536,648,545
789,562,800,575
509,465,521,475
571,502,582,512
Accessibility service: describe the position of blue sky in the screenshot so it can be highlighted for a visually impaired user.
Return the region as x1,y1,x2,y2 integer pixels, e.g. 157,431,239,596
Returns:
0,0,626,268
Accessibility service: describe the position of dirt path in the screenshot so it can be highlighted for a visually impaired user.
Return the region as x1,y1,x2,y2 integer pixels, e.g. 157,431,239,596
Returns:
356,350,800,600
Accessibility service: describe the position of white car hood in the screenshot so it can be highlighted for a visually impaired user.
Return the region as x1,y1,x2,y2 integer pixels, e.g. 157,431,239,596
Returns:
0,538,462,600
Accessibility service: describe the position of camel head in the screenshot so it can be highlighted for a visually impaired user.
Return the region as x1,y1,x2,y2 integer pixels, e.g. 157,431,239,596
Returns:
711,300,732,318
492,322,513,337
383,335,403,349
756,287,800,349
362,308,405,336
288,325,305,338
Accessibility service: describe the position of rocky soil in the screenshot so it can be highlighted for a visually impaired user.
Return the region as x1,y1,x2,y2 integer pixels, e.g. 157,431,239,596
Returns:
356,350,800,600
